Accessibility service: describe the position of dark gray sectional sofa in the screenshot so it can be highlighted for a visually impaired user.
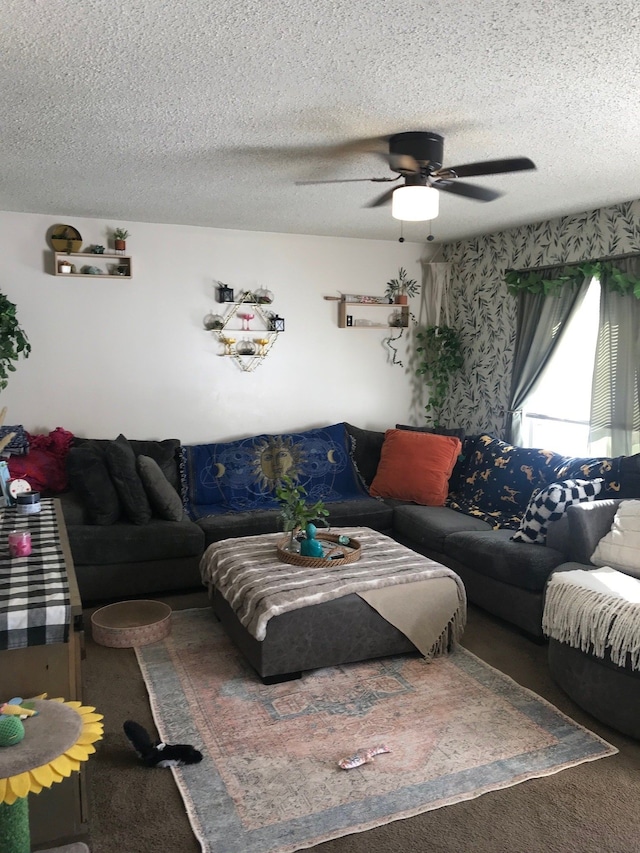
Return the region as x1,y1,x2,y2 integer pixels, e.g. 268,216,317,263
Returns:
60,424,639,646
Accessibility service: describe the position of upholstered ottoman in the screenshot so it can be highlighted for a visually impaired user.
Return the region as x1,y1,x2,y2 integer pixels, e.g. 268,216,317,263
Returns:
201,528,467,683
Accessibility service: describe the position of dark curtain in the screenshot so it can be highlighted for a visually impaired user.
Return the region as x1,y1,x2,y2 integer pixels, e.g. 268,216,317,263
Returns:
505,268,591,444
589,257,640,456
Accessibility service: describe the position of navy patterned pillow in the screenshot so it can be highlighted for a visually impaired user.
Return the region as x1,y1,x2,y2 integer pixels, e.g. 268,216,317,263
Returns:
511,478,604,545
447,434,567,528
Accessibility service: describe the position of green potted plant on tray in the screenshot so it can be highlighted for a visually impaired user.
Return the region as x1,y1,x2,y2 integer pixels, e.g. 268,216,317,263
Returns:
275,475,329,552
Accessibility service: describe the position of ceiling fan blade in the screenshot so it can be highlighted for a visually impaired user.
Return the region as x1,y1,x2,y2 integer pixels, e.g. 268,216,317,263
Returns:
295,176,398,185
432,180,502,202
433,157,536,179
366,187,396,208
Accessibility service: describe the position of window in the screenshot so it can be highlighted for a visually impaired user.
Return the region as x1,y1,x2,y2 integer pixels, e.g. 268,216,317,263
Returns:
522,277,600,456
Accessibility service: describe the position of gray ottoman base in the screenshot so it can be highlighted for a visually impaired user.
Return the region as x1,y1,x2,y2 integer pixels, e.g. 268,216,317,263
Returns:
548,638,640,740
213,588,418,682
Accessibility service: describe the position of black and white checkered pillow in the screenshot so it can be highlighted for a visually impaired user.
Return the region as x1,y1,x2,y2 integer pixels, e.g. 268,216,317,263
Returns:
511,478,604,545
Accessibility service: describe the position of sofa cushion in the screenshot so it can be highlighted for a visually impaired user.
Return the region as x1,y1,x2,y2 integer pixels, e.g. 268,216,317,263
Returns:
137,454,184,521
104,434,152,525
393,504,492,553
344,423,385,489
511,478,604,545
590,500,640,578
195,497,393,546
444,529,566,592
66,445,121,525
395,423,466,440
66,516,204,565
447,434,568,527
182,422,366,519
369,429,461,506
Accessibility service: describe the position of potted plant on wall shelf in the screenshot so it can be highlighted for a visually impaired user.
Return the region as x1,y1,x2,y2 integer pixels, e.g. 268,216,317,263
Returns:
385,267,420,305
112,228,130,253
416,325,463,427
274,475,329,552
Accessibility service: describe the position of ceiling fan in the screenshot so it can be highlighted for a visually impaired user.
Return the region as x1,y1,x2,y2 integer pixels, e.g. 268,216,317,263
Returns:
296,131,536,221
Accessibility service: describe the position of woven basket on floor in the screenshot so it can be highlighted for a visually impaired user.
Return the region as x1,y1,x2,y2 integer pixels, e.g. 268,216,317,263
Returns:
276,532,361,567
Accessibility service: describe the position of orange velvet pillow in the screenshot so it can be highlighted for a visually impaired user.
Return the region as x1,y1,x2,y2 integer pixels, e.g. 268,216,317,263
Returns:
369,429,462,506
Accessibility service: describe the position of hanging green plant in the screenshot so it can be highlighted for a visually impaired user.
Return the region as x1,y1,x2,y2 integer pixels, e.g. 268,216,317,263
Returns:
0,292,31,391
505,261,640,298
415,325,463,426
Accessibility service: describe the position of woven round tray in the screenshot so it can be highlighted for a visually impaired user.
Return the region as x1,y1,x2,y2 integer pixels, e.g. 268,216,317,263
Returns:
91,600,172,648
276,532,362,567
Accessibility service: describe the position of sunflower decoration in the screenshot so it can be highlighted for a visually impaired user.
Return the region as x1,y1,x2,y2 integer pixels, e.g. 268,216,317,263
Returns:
0,695,103,806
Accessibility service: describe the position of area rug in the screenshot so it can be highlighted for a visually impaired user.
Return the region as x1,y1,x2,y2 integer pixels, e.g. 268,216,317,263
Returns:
135,607,617,853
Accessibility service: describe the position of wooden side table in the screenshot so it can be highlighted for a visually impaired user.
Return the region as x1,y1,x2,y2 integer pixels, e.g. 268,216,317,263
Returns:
0,499,87,847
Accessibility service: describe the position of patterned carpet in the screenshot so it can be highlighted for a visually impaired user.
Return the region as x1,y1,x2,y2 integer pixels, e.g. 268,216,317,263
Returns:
135,607,616,853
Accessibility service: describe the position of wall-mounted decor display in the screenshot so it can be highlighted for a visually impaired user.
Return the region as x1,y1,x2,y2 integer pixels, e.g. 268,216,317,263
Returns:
204,290,282,372
337,296,409,329
52,252,132,279
50,224,82,253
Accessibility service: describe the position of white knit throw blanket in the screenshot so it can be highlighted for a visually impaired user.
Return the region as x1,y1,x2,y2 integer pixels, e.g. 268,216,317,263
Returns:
543,566,640,671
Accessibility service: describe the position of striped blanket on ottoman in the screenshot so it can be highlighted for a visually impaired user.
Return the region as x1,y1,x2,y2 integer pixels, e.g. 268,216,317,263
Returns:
200,527,466,660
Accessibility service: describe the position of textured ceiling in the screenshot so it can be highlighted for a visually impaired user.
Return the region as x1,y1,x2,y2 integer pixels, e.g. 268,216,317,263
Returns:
3,0,640,243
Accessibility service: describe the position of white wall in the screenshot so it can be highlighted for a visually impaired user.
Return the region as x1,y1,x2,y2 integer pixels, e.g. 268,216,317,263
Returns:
0,212,426,443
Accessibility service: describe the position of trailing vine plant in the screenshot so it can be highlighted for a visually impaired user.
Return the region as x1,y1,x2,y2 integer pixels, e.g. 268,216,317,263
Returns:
505,261,640,298
415,325,464,426
0,291,31,391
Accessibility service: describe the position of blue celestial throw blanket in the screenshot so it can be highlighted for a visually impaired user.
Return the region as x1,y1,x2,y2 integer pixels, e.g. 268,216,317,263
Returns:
181,422,367,519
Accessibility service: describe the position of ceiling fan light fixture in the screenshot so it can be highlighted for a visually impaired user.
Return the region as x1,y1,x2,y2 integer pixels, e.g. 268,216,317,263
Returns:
391,185,439,221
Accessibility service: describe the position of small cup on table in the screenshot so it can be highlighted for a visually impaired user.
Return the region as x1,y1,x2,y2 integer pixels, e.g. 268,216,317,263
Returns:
8,530,32,557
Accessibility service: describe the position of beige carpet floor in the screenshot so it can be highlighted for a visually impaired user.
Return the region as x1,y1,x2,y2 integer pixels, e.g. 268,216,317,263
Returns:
82,591,640,853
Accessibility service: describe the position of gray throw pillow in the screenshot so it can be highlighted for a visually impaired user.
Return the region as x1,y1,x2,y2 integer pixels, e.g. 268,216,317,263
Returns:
104,434,152,525
66,445,121,525
137,455,184,522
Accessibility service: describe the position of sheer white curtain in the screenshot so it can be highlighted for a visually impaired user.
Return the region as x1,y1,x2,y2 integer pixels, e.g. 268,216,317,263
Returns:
422,262,451,327
589,260,640,456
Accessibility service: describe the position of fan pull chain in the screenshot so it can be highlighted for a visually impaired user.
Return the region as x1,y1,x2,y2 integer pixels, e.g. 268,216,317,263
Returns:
398,221,404,243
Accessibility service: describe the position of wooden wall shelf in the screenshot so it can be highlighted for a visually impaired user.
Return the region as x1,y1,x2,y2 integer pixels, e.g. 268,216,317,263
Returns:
53,251,132,279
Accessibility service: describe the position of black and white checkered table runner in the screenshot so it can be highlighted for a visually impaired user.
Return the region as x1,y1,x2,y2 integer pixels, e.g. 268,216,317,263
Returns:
0,498,71,651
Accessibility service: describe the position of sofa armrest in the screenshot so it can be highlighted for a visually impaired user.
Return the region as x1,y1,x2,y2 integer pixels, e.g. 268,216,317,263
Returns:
566,500,622,564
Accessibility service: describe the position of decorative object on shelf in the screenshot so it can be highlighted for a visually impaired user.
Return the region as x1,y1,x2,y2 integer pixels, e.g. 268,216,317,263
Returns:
58,260,72,274
0,294,31,392
255,288,274,304
274,475,329,555
203,312,224,331
115,264,129,276
49,224,82,253
53,252,132,279
90,245,105,254
385,267,420,305
238,311,254,331
342,293,391,304
220,336,236,355
112,227,129,254
416,325,464,426
255,337,271,356
81,265,103,275
269,314,285,332
236,339,257,356
216,282,235,303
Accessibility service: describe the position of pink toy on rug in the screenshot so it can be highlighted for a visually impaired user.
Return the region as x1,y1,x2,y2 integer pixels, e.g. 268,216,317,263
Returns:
338,744,391,770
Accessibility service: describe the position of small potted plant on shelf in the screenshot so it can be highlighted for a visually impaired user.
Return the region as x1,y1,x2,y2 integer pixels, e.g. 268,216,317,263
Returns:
385,267,420,305
275,475,329,552
112,228,130,253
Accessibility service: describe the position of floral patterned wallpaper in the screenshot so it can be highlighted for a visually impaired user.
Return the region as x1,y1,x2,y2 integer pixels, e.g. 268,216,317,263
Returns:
438,199,640,437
